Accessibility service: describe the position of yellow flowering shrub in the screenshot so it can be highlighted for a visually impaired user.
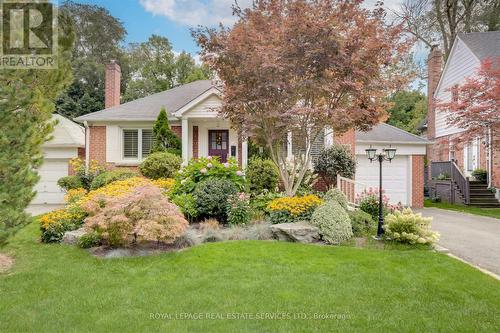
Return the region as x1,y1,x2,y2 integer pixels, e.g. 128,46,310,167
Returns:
77,177,150,207
268,195,322,216
39,176,178,244
40,209,71,230
39,207,86,243
65,188,87,204
267,195,323,224
151,178,175,191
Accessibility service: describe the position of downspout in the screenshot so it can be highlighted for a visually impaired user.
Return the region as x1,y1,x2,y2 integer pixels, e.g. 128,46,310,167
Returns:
84,121,90,173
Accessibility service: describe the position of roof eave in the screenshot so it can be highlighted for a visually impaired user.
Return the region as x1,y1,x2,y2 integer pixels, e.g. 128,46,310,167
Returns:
356,140,430,145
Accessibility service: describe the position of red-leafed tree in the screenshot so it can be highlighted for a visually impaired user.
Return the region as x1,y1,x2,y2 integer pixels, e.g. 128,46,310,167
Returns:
193,0,412,195
436,57,500,149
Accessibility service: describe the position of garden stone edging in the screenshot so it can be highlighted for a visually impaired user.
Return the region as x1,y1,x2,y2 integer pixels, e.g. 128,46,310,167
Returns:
270,222,320,243
62,227,87,245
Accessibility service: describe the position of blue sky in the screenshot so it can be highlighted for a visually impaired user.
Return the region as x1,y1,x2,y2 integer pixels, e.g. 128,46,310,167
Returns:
74,0,404,59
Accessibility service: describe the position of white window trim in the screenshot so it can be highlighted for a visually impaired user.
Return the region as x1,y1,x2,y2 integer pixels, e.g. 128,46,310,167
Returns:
121,128,153,162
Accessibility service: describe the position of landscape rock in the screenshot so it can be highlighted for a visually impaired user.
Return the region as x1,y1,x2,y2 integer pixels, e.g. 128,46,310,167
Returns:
270,222,320,243
62,227,87,245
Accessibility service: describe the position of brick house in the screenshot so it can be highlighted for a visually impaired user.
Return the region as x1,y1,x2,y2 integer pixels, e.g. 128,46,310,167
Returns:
75,61,428,208
423,31,500,205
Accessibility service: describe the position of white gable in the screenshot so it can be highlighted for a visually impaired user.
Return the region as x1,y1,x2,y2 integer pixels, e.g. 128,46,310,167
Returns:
434,37,481,138
174,88,223,118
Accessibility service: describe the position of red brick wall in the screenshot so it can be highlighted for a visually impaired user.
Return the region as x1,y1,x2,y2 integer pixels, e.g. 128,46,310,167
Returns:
192,126,199,158
412,155,425,208
89,126,106,164
171,126,181,138
105,61,121,109
427,46,443,141
492,131,500,187
334,129,355,155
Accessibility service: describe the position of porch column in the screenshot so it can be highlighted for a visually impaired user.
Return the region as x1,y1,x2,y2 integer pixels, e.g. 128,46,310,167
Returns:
181,117,189,164
242,139,248,169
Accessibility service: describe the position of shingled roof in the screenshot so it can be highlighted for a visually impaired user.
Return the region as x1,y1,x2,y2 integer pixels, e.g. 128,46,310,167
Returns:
458,31,500,61
45,114,85,147
75,80,215,122
356,123,428,145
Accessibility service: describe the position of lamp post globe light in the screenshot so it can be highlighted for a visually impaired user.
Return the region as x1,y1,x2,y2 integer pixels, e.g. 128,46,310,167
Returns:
365,145,396,239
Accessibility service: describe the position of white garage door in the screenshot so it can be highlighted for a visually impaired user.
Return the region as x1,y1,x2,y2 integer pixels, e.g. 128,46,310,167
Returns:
355,155,410,206
32,159,69,205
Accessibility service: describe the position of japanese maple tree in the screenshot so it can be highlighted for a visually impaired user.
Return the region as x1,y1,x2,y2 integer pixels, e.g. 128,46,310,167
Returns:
436,57,500,148
194,0,412,195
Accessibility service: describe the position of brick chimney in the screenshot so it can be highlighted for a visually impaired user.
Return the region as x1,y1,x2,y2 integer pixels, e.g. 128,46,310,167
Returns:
427,45,443,140
105,60,121,108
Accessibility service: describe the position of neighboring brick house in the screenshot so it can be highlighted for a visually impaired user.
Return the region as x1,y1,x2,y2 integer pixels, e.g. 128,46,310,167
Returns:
75,62,428,208
423,32,500,192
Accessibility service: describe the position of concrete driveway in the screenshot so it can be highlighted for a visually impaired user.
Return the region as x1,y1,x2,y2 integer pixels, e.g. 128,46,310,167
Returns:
418,208,500,276
26,204,63,216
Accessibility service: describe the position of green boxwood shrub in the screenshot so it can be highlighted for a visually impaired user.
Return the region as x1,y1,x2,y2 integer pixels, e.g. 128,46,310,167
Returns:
323,188,348,210
57,176,83,191
193,178,238,222
246,157,279,193
90,169,137,190
348,210,376,237
310,202,353,244
139,152,182,180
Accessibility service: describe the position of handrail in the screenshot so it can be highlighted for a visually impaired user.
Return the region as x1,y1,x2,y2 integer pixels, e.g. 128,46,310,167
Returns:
336,175,367,206
431,161,452,179
451,161,470,204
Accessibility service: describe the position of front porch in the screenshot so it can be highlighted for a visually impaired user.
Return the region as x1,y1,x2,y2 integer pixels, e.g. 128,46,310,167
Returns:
180,117,248,168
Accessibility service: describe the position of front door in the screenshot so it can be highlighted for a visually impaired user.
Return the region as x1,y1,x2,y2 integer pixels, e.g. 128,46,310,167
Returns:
208,130,229,162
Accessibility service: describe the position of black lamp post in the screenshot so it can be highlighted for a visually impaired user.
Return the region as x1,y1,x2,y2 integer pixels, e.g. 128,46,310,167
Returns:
365,145,397,239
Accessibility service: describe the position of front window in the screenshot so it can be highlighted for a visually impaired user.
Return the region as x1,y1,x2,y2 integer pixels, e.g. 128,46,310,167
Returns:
123,129,154,160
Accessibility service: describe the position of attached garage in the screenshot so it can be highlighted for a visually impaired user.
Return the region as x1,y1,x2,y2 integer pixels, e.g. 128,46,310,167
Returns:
355,123,428,208
29,115,85,211
356,156,412,205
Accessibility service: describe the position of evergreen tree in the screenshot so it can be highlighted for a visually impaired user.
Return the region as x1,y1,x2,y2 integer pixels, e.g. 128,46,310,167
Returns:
152,108,181,156
0,12,74,246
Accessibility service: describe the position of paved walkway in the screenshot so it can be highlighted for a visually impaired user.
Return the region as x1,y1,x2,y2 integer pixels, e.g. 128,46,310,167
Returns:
418,208,500,276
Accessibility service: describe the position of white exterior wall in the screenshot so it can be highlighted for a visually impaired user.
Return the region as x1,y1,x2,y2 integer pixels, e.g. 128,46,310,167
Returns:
104,121,162,166
100,93,240,165
434,38,480,138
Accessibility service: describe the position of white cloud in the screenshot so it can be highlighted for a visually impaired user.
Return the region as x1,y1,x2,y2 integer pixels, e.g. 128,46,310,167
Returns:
139,0,404,27
139,0,252,26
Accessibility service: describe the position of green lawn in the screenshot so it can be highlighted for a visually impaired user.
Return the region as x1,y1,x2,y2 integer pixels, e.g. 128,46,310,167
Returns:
1,222,499,333
424,199,500,219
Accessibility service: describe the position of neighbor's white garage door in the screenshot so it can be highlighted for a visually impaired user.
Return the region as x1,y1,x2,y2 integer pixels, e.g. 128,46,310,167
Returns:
355,155,410,206
32,159,69,205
